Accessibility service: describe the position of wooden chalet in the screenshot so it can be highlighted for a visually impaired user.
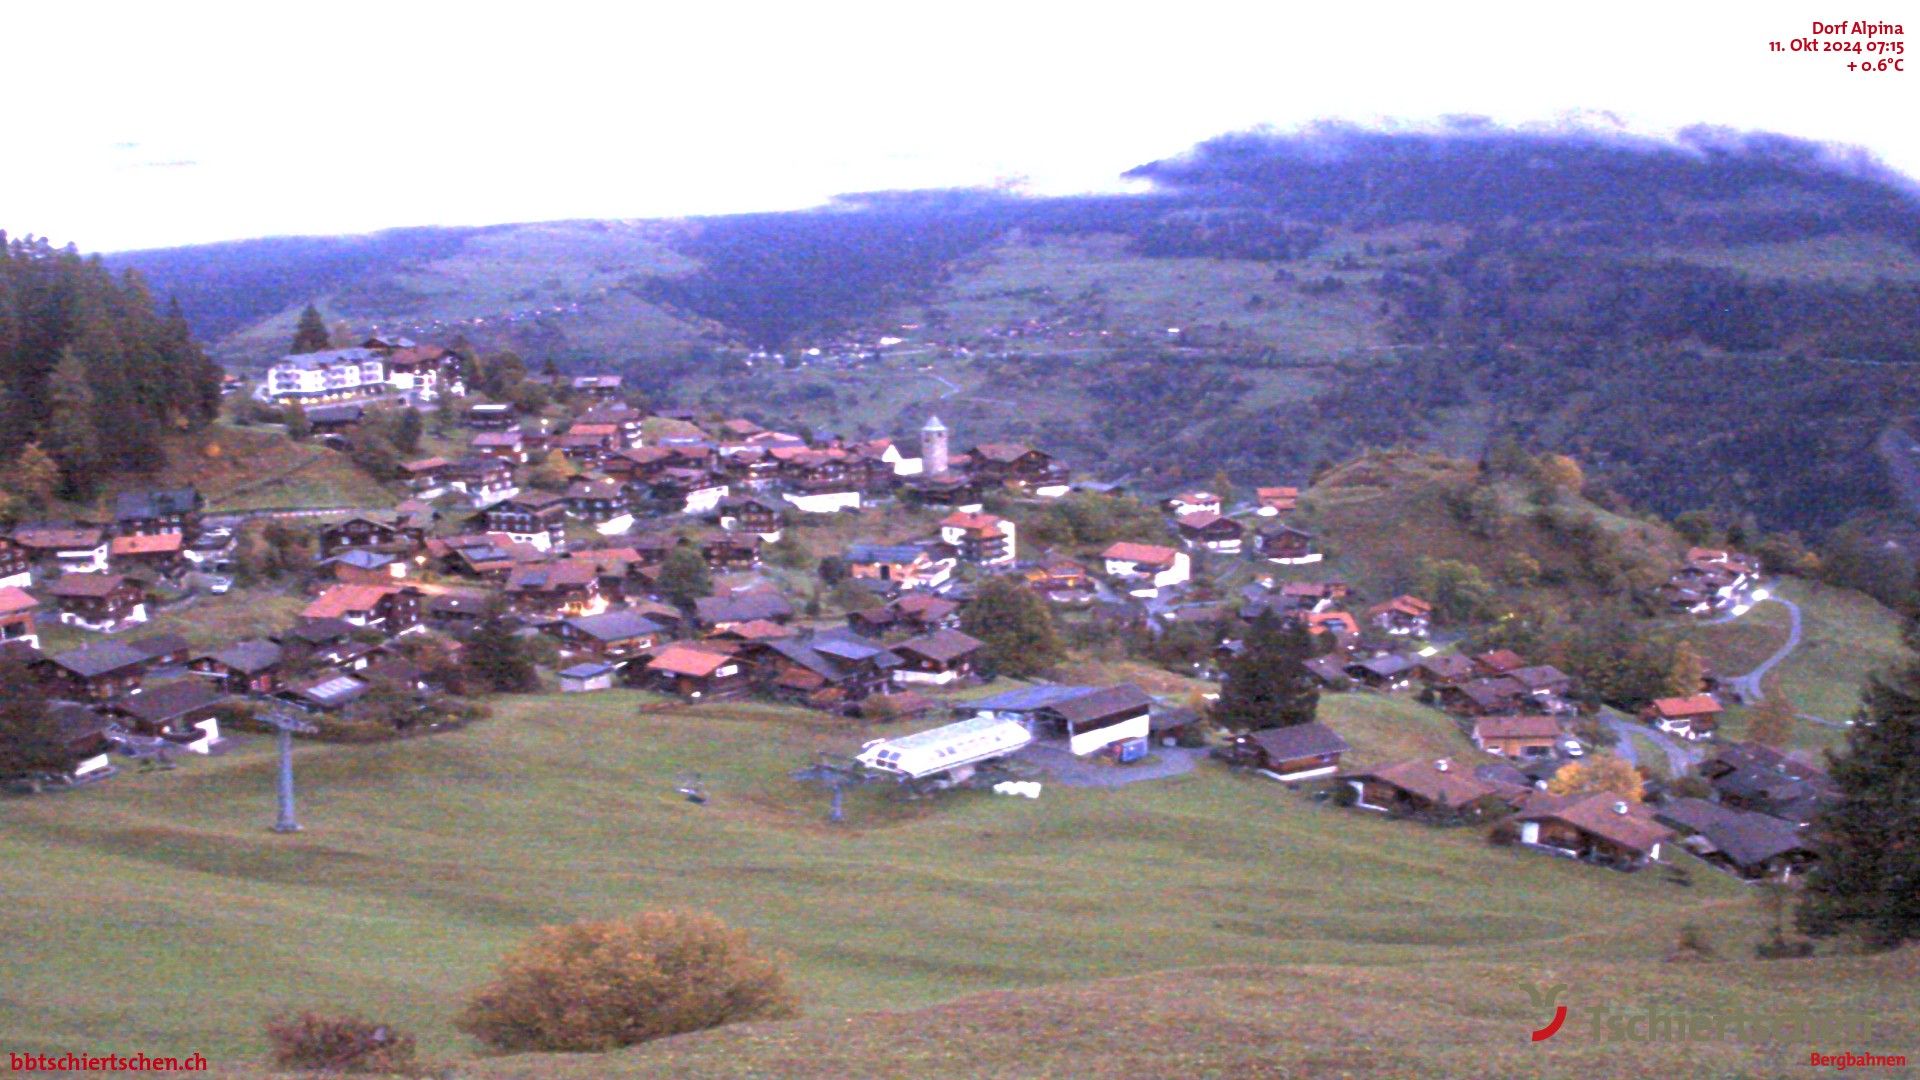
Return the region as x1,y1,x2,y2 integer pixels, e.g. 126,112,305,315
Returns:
1653,798,1819,880
716,494,785,538
760,632,903,707
1254,486,1299,516
640,642,748,699
504,561,604,618
47,573,148,633
1513,793,1673,869
0,536,31,587
1232,721,1351,781
1471,714,1563,759
471,429,528,464
964,443,1063,488
1366,595,1433,636
1339,758,1510,818
13,525,110,574
564,478,632,523
1174,511,1244,554
318,516,424,558
300,584,423,634
848,593,963,638
111,487,202,537
693,591,795,631
889,628,985,685
37,641,150,700
1641,694,1722,740
847,544,952,590
190,639,288,694
1256,524,1318,564
103,678,227,743
0,586,40,651
548,609,665,661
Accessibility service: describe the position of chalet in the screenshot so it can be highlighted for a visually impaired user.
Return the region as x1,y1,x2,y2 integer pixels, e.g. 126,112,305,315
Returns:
564,374,624,399
112,487,202,537
1166,491,1223,517
300,584,422,634
1175,512,1245,554
965,444,1064,491
848,593,963,638
13,526,110,574
559,662,616,693
968,683,1151,757
306,403,366,437
38,641,149,700
1700,746,1836,825
278,673,372,713
1415,653,1477,688
1280,579,1350,605
847,544,953,591
0,587,41,651
1303,610,1360,645
1472,649,1527,677
641,642,749,699
319,549,408,586
104,679,226,748
127,633,192,669
575,405,645,447
318,516,422,558
708,618,795,646
1301,653,1354,689
658,469,731,515
1254,486,1299,516
902,469,985,509
1024,554,1095,603
381,343,461,400
483,492,567,550
1366,595,1433,636
1472,714,1563,759
1641,694,1722,740
890,629,985,685
1101,542,1190,595
1653,798,1819,880
444,456,518,508
1233,722,1351,782
471,429,528,464
425,592,492,636
399,457,453,497
1509,665,1573,701
467,402,516,430
604,446,675,485
190,639,287,694
0,537,30,588
1513,793,1673,869
1345,653,1416,690
1441,677,1531,717
505,562,605,618
938,512,1016,567
265,347,385,403
716,495,785,540
48,573,147,633
1340,758,1508,818
430,533,543,579
1257,525,1319,565
565,478,633,526
549,609,665,661
761,632,902,706
693,591,795,631
45,703,115,782
556,428,621,466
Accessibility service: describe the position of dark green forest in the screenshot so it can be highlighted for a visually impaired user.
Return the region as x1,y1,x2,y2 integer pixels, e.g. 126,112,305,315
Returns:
0,232,223,501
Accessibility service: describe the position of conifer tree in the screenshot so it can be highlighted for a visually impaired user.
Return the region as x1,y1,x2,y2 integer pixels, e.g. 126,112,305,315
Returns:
7,442,60,511
42,348,101,494
1213,610,1320,731
463,602,539,693
1796,658,1920,949
657,546,713,607
290,304,330,354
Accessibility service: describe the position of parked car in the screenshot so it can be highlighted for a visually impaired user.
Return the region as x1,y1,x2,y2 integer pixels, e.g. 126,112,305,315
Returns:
1560,738,1585,758
205,575,233,595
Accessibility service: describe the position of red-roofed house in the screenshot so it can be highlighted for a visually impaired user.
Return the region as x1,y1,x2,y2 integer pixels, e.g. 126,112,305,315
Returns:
938,511,1016,566
1642,694,1723,740
642,642,748,699
300,585,423,634
1166,491,1222,517
1101,542,1190,594
1254,486,1299,516
0,586,41,650
1174,511,1244,554
1366,595,1433,636
108,532,185,575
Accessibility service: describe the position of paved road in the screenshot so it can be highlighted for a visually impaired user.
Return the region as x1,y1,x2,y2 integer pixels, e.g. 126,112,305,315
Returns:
1721,594,1802,702
1604,712,1700,777
1019,743,1203,787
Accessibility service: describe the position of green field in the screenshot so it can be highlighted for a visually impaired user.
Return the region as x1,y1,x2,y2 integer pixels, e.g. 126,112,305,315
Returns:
8,688,1899,1078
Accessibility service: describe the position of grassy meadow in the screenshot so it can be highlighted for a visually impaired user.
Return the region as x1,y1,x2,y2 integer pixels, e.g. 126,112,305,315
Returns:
2,686,1843,1077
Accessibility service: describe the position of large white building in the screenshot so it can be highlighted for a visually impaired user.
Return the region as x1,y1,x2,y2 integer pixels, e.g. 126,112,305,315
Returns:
266,348,387,403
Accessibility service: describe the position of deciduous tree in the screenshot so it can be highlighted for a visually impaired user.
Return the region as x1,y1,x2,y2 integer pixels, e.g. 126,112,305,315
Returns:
1545,756,1645,802
962,576,1064,678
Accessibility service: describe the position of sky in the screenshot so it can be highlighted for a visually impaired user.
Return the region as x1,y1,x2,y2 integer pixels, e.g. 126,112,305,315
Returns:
10,0,1919,252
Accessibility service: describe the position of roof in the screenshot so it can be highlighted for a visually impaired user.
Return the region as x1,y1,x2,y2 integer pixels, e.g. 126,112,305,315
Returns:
1649,694,1723,718
1518,793,1674,854
1246,721,1351,762
922,415,947,433
1654,799,1813,867
1454,677,1528,709
1509,665,1570,691
0,587,39,616
47,640,149,678
1474,649,1526,673
1418,654,1477,680
560,662,615,679
302,585,404,620
1370,594,1433,618
886,713,1026,753
48,573,133,598
970,684,1104,712
1342,758,1500,806
127,633,191,660
971,443,1038,463
291,674,371,706
1102,541,1179,566
893,628,984,664
1051,684,1152,726
563,609,663,642
940,511,1006,537
275,347,383,369
14,527,105,550
205,639,284,674
1350,653,1417,678
847,543,928,565
894,593,960,619
1176,511,1241,533
507,562,600,590
648,642,734,678
1474,714,1563,740
113,679,226,724
694,592,794,625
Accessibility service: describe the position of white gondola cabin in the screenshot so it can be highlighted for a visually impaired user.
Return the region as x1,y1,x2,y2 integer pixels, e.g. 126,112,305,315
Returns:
856,715,1032,782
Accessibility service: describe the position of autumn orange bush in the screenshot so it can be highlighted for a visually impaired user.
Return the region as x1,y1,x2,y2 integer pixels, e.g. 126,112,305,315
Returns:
263,1011,418,1073
457,909,798,1053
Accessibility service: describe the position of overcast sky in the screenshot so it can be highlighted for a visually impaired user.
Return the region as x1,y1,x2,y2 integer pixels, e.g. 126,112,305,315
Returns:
12,0,1918,251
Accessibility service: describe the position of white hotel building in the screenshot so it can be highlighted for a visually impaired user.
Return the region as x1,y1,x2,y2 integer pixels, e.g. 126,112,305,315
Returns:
265,348,388,404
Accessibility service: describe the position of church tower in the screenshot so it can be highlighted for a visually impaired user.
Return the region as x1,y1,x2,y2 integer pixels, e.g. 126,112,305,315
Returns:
921,415,950,477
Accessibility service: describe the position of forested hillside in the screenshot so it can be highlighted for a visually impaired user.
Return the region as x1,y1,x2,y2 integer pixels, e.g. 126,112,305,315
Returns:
105,126,1920,536
0,232,224,504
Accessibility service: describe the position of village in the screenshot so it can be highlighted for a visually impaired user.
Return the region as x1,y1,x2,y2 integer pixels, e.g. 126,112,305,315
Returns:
0,333,1837,890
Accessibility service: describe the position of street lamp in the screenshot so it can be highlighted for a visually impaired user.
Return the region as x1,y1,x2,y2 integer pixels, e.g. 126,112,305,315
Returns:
259,708,319,833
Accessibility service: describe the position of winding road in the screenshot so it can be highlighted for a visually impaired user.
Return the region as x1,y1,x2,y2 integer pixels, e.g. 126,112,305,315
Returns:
1714,593,1849,729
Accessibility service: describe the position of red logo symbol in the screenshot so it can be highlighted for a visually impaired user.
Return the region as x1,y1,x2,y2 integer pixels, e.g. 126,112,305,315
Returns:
1527,984,1569,1042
